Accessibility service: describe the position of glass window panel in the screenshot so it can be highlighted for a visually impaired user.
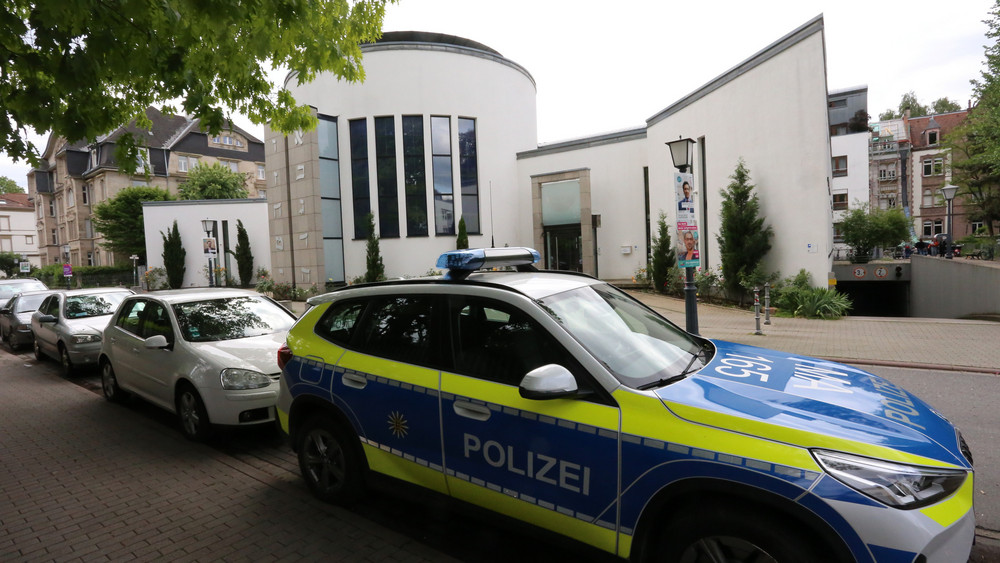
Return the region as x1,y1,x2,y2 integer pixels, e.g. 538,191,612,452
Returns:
541,180,581,226
324,238,345,284
320,160,340,199
350,119,370,238
402,116,427,237
431,116,451,155
375,116,398,238
318,117,338,159
433,155,452,195
322,199,343,237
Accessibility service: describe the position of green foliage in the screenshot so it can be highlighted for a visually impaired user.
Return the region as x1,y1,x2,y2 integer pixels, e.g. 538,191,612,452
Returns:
840,204,910,259
1,0,391,170
649,212,675,293
254,269,274,294
932,97,962,114
178,162,250,200
0,251,20,276
364,213,385,283
848,110,870,133
144,267,168,290
34,263,131,288
456,217,469,249
694,267,724,301
92,186,174,261
161,220,185,289
228,220,254,287
0,176,24,194
880,92,961,121
771,270,851,319
717,159,773,304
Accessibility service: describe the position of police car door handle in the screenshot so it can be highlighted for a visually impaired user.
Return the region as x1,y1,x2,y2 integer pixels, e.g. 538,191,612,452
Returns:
342,372,368,389
453,401,491,421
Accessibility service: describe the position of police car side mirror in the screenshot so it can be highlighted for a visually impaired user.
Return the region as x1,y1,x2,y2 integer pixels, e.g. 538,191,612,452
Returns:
519,364,579,400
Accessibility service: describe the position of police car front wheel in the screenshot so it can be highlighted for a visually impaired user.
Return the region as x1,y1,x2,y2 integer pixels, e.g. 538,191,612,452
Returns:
297,415,364,505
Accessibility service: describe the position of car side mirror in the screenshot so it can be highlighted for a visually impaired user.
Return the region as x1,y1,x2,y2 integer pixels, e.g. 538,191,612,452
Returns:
519,364,579,400
0,307,10,314
144,335,170,349
38,314,58,323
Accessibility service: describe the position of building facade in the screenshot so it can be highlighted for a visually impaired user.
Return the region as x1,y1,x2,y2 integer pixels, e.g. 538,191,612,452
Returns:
907,111,970,242
0,193,41,272
26,107,266,268
827,86,869,260
266,18,834,288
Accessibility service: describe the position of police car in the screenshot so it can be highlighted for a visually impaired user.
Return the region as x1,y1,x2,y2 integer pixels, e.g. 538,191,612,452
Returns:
276,248,974,563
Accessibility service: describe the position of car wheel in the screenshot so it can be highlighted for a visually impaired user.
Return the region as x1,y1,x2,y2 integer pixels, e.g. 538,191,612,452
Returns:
297,414,364,505
33,339,44,361
58,343,76,377
176,384,212,441
648,501,823,563
101,362,130,403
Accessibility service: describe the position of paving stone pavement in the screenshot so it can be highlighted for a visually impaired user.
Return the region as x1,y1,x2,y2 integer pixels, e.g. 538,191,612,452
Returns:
0,350,457,563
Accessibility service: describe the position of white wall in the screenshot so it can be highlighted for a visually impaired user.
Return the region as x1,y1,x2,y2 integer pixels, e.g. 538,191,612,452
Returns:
143,199,270,287
0,204,41,269
831,131,871,257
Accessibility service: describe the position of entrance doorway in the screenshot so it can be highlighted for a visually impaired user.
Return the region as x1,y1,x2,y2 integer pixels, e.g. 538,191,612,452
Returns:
544,226,582,272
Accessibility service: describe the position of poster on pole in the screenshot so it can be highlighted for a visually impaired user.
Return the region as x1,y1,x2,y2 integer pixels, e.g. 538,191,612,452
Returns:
674,172,700,268
203,237,218,256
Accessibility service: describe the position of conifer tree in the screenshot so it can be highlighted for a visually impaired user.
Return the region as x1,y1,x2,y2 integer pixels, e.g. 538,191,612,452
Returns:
456,217,469,249
649,212,675,293
161,220,186,289
717,159,773,304
229,220,254,287
364,213,385,283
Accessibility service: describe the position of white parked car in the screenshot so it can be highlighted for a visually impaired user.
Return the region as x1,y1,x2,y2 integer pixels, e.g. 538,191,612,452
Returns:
99,289,297,440
32,287,134,375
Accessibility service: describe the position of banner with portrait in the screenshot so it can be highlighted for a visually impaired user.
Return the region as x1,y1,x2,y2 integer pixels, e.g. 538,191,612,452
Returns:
674,172,700,268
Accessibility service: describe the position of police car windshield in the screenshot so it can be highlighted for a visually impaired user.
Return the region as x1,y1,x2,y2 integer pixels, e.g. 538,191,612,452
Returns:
540,284,705,389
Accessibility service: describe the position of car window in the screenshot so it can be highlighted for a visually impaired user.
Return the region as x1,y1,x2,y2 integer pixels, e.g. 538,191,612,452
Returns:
356,296,435,366
14,293,48,313
139,302,174,342
172,295,295,342
65,292,129,319
40,295,60,316
115,300,147,335
450,296,581,387
315,299,366,346
540,284,704,388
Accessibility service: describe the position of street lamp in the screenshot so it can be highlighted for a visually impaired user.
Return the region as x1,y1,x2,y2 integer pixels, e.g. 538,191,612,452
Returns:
941,184,959,259
665,137,699,334
201,219,215,287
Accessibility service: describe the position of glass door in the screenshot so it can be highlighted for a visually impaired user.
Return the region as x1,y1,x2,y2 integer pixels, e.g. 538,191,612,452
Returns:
544,226,582,272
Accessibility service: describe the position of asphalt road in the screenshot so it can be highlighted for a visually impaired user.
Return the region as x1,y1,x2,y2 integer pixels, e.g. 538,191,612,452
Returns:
9,347,1000,562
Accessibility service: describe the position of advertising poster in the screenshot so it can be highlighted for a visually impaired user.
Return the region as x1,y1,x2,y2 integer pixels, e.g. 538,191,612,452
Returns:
203,237,218,256
674,172,700,268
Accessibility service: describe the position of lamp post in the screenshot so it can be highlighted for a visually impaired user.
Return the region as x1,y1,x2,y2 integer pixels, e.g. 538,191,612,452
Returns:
941,184,958,259
666,137,699,334
201,219,215,287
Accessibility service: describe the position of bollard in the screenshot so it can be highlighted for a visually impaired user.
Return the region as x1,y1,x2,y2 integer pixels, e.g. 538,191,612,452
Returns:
753,287,763,335
764,282,771,325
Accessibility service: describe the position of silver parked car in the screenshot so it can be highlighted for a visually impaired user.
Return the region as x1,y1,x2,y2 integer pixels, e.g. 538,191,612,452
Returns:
32,288,134,375
99,289,297,440
0,289,59,351
0,278,48,308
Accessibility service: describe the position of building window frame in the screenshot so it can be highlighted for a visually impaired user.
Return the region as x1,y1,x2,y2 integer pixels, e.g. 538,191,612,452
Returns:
832,193,848,211
374,116,399,238
458,117,480,235
402,115,428,237
431,115,454,236
922,157,944,177
832,155,848,177
349,118,371,239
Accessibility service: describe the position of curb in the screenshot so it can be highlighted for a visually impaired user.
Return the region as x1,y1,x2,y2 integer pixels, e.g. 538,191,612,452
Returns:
819,357,1000,376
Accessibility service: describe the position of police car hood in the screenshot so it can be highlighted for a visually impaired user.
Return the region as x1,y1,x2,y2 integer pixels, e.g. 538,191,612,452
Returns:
654,340,969,467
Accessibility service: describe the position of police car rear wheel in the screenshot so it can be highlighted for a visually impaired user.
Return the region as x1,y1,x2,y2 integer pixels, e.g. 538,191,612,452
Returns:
297,415,363,505
652,502,821,563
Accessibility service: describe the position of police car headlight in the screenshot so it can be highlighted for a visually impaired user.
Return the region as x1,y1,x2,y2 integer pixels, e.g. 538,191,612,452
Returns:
812,449,967,509
221,368,271,390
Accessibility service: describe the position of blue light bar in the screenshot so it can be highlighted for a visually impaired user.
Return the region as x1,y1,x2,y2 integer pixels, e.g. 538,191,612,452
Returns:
436,247,540,273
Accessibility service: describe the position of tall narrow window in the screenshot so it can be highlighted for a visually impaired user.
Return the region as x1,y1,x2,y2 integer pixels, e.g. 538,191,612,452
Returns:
319,115,345,284
431,116,454,235
81,184,90,205
375,116,399,238
349,119,371,239
458,118,480,234
403,116,428,236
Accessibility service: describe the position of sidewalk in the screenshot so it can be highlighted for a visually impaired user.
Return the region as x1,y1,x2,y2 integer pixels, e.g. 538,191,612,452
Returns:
628,291,1000,375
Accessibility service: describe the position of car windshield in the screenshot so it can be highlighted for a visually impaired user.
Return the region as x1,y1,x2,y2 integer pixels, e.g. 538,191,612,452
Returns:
64,292,130,319
539,284,709,389
15,293,48,313
0,281,45,300
172,295,295,342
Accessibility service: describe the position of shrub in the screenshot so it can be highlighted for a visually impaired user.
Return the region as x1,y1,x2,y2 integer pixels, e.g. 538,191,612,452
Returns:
650,212,675,293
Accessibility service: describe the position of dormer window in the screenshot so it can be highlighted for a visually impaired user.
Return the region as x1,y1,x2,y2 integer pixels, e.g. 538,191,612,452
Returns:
928,130,939,145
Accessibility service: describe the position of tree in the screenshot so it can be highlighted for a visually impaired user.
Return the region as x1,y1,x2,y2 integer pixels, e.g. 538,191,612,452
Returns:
0,176,25,194
456,217,469,249
363,213,385,283
847,110,870,133
1,0,390,170
0,251,20,277
649,212,675,294
840,205,910,260
944,1,1000,236
717,159,773,304
178,162,250,200
229,220,254,288
932,97,962,114
161,220,186,289
92,186,174,262
879,91,930,120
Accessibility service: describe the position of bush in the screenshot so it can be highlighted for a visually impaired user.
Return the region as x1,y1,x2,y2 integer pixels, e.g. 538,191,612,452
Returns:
650,212,675,293
771,269,851,319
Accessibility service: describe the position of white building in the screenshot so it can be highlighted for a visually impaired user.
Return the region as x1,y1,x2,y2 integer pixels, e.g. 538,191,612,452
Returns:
0,193,42,272
266,16,834,288
142,199,270,288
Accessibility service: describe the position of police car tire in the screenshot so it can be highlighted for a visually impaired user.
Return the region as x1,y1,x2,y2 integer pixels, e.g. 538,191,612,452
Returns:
651,501,823,563
297,415,364,506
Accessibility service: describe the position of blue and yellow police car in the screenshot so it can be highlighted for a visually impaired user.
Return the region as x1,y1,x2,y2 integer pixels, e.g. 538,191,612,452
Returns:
276,247,974,562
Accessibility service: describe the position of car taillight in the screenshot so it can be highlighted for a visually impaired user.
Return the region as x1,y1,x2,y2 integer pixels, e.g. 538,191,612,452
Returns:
277,343,293,370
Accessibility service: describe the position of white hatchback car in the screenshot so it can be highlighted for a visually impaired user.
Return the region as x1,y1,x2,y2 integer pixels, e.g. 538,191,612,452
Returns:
99,288,297,440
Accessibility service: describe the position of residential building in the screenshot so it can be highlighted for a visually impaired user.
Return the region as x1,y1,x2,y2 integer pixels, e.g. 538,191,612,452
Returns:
26,107,266,268
0,192,41,271
907,111,969,242
266,17,833,288
828,86,869,259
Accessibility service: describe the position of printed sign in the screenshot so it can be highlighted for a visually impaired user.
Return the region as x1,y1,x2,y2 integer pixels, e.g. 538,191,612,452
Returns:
674,172,700,269
203,237,218,256
62,263,72,277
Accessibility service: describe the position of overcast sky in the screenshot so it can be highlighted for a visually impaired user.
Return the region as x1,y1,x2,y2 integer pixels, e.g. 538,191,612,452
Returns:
1,0,992,187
